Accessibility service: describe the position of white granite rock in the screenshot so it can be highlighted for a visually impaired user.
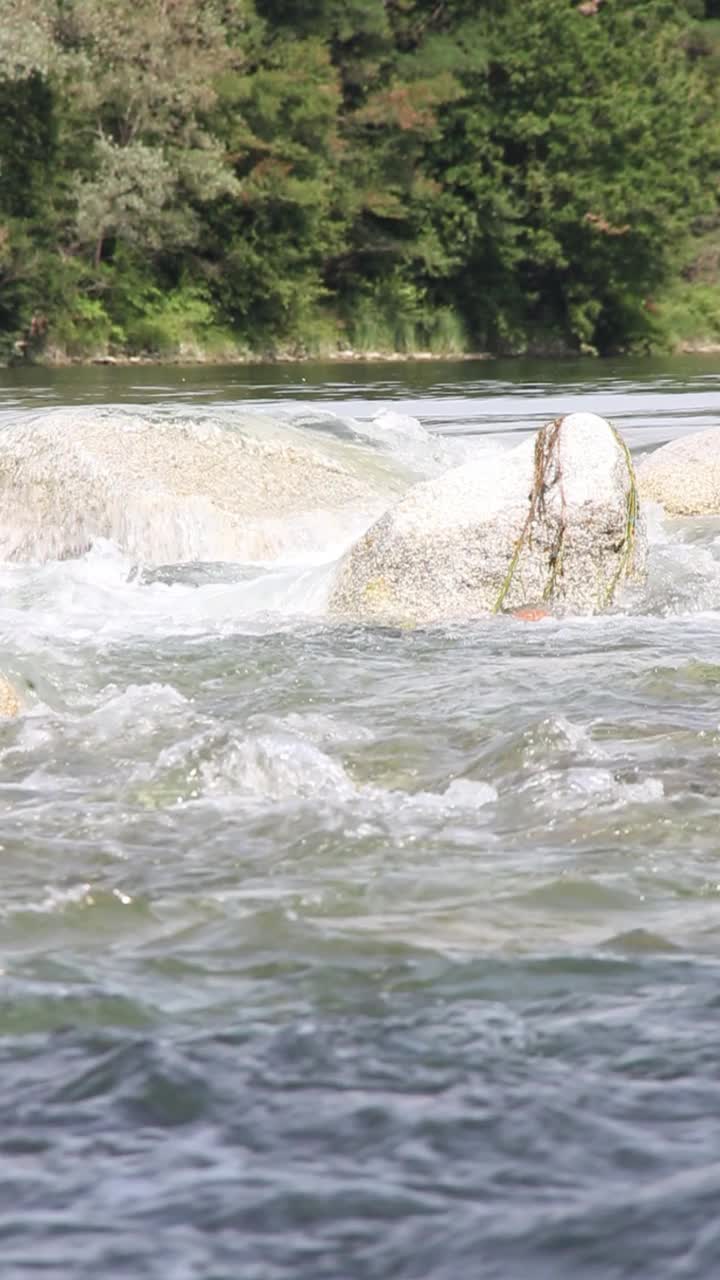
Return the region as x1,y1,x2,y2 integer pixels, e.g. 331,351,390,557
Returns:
330,412,646,623
0,410,391,564
637,428,720,516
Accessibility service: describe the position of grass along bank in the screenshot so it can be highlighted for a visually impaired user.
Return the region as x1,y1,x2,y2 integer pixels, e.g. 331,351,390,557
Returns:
8,236,720,368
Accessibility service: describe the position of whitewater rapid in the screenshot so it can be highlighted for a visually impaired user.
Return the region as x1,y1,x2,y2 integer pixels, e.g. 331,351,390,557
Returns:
0,403,718,660
5,365,720,1280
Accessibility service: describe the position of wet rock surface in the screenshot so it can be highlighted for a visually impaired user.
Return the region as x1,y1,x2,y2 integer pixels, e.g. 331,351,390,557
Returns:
330,412,646,623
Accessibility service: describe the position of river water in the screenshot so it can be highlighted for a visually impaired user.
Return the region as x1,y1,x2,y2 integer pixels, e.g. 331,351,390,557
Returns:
1,355,720,1278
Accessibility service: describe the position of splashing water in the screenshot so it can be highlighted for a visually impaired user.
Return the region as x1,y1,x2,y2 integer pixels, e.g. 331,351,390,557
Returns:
2,361,720,1280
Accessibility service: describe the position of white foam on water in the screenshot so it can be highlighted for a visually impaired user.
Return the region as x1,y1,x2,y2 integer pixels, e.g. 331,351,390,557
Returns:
522,716,607,764
405,777,499,812
200,733,356,803
3,882,94,917
347,409,474,474
636,542,720,617
527,766,665,813
178,724,499,829
86,683,190,741
644,500,674,546
509,716,666,815
252,711,376,746
85,703,499,827
0,541,343,655
280,407,492,479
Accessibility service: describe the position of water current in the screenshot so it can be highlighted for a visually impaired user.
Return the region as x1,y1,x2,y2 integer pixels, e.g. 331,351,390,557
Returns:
1,355,720,1278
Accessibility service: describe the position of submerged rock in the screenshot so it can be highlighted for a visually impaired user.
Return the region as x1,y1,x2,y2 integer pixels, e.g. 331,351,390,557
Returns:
0,674,21,718
0,410,391,564
330,412,646,623
637,428,720,516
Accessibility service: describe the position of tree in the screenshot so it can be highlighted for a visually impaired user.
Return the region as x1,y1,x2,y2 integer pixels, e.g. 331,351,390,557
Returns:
427,0,720,351
204,30,346,343
0,0,717,357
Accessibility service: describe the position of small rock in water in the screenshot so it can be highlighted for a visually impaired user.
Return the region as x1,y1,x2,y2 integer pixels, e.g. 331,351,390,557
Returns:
330,412,646,624
637,428,720,516
0,674,21,718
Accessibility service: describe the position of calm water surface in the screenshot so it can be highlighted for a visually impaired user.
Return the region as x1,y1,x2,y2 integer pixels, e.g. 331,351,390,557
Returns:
1,356,720,1278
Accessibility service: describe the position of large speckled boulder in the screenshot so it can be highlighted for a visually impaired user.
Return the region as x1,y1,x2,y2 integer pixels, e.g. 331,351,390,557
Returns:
0,674,21,718
0,410,394,564
637,428,720,516
330,412,646,624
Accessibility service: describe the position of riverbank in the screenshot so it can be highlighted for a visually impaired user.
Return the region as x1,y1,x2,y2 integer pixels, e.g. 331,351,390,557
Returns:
7,284,720,368
55,347,495,368
5,335,720,370
27,345,720,370
5,231,720,370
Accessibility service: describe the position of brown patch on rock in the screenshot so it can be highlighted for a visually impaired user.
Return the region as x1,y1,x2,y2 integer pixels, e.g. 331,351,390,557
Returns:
510,607,550,622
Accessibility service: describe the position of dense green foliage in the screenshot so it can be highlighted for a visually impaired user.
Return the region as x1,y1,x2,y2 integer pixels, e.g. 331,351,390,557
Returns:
0,0,718,360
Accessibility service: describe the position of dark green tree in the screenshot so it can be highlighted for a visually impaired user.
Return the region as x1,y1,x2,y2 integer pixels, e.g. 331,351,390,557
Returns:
426,0,719,352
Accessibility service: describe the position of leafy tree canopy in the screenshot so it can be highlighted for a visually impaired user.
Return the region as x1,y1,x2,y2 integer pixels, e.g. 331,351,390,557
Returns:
0,0,717,358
